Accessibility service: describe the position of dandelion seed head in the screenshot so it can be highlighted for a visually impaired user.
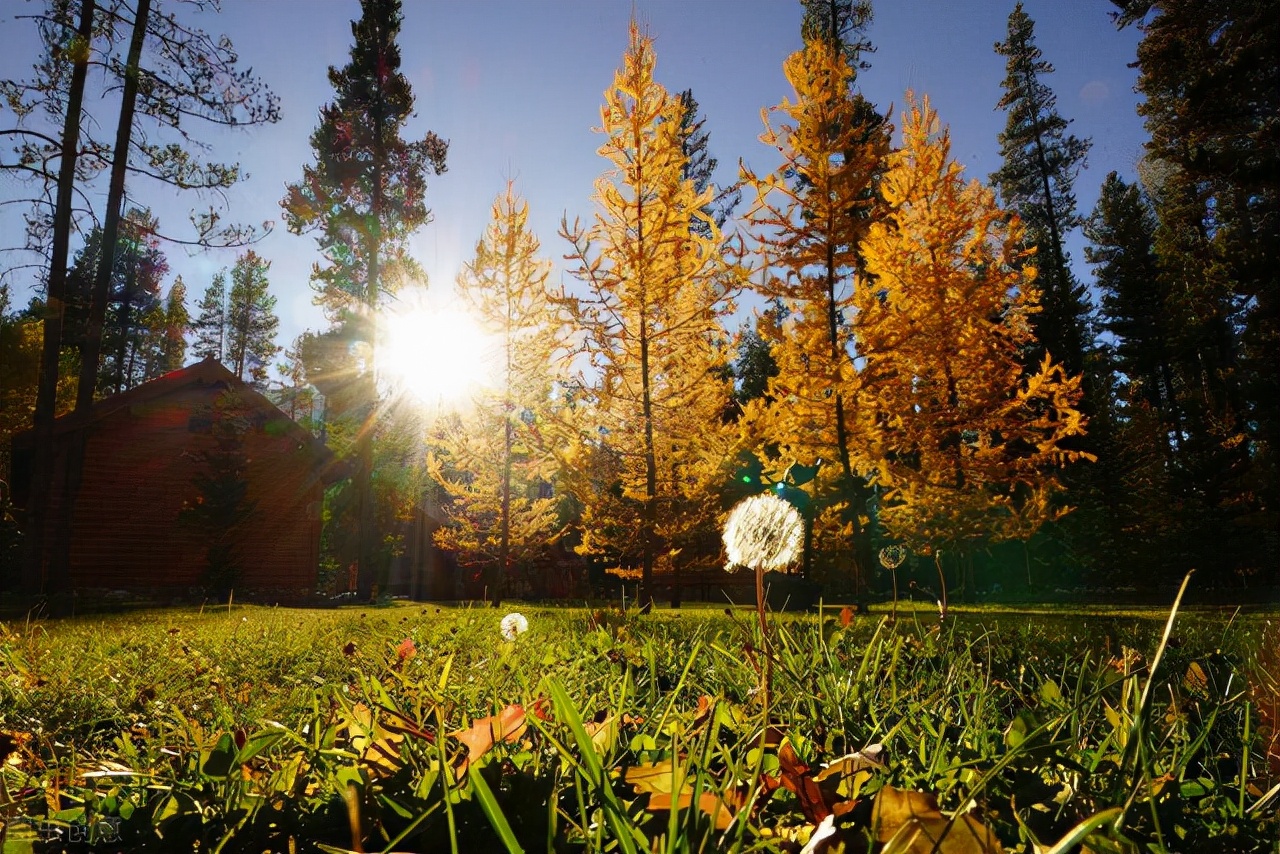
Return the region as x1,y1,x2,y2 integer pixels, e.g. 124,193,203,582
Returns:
500,612,529,641
722,493,804,572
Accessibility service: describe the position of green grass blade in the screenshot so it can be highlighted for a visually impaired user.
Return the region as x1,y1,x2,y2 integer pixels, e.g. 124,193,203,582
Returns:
469,762,525,854
547,679,642,854
1044,807,1124,854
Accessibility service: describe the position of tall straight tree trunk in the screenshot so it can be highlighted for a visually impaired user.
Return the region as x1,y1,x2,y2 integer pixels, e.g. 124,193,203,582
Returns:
356,289,377,601
356,149,383,602
824,240,872,594
1023,75,1084,381
494,276,514,608
640,326,657,614
50,0,150,598
636,184,656,614
25,0,96,594
496,408,511,608
77,0,148,415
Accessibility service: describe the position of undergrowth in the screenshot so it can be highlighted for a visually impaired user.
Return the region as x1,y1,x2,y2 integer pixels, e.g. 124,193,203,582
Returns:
0,601,1276,852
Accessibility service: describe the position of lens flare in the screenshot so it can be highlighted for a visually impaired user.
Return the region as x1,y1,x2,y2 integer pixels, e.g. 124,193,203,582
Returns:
377,302,495,408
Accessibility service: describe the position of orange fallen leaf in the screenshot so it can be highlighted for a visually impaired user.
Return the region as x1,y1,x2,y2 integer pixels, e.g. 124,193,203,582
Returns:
396,637,417,663
450,704,526,772
647,790,737,830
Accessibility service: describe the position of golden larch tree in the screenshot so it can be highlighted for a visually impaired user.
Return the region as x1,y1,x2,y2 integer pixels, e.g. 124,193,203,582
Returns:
740,35,888,589
428,184,564,604
856,96,1090,598
561,23,738,610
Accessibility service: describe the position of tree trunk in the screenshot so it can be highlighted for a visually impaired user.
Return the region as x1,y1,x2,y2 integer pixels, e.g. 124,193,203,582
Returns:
51,0,149,600
495,405,511,609
494,275,515,609
356,134,384,602
636,168,656,615
824,240,871,594
77,0,148,416
668,453,682,609
24,0,96,595
354,34,391,603
116,253,139,393
639,324,657,614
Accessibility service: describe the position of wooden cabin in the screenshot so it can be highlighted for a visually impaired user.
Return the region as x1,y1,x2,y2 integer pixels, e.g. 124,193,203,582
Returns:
9,358,341,601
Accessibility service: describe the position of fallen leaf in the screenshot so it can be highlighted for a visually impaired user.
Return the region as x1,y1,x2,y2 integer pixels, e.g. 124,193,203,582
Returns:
396,637,417,663
1183,661,1208,693
648,790,737,830
872,785,1003,853
345,703,404,777
450,704,526,772
626,762,739,830
693,694,715,728
584,714,619,755
625,761,687,795
780,738,832,823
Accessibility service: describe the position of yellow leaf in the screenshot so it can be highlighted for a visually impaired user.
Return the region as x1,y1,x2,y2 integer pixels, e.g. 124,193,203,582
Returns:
872,785,1003,853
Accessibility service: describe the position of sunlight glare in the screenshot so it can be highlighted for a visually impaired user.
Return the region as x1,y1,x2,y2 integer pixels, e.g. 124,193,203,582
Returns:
378,303,495,408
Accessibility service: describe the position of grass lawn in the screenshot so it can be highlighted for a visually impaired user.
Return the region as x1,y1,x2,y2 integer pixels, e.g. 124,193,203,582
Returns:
1,600,1277,852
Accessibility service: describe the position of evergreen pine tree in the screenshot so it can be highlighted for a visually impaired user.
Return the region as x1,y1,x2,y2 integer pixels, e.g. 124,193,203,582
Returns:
991,2,1093,378
282,0,447,599
674,89,739,237
225,250,280,388
192,272,228,363
63,210,169,396
272,341,320,431
1085,173,1176,433
141,276,189,380
800,0,874,69
1114,0,1276,582
1084,170,1188,578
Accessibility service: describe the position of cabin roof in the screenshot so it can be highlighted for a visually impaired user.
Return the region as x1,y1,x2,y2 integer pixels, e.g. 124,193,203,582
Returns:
13,357,341,480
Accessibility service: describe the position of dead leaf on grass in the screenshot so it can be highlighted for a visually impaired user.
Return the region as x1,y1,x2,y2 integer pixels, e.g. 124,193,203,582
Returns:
648,790,737,830
872,785,1003,853
779,738,832,823
450,704,526,773
625,761,740,830
583,714,619,755
346,703,404,777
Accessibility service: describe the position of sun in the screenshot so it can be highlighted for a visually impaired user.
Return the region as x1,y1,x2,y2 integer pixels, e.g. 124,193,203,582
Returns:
377,302,495,408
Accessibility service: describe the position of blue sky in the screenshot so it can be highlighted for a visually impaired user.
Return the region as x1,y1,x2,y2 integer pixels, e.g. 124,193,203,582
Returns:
1,0,1146,360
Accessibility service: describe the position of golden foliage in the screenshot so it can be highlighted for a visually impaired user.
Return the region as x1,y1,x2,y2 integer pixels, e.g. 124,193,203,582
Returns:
855,95,1090,551
428,186,565,581
739,37,889,581
559,23,740,585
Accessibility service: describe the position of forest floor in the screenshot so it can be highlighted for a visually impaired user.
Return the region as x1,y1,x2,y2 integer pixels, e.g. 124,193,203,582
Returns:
1,601,1277,852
